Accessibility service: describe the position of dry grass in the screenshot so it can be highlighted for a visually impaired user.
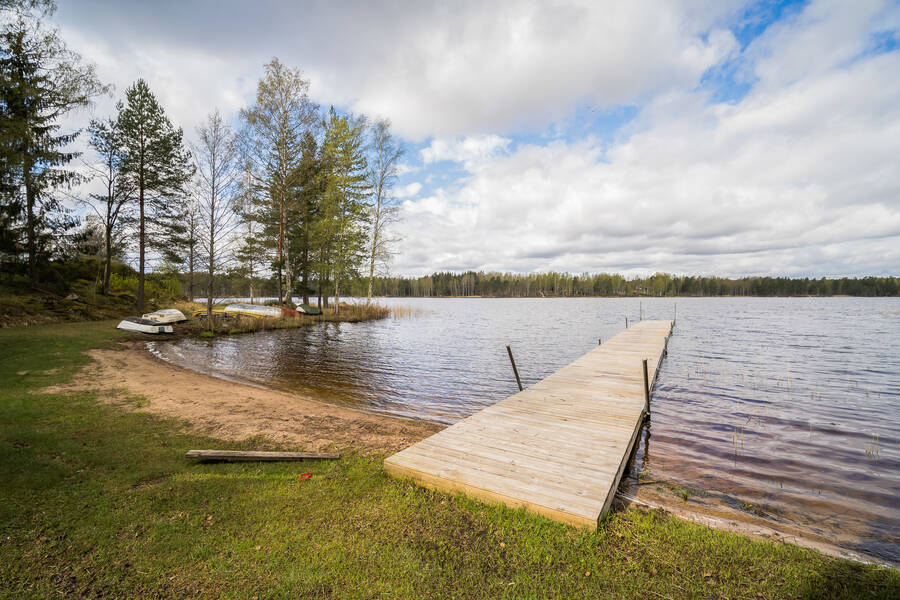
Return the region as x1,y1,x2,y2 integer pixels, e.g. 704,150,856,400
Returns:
388,304,426,319
173,301,391,336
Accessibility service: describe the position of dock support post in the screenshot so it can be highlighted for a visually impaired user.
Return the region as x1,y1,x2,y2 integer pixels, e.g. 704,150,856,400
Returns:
598,338,601,345
506,345,524,391
625,317,628,329
642,358,651,417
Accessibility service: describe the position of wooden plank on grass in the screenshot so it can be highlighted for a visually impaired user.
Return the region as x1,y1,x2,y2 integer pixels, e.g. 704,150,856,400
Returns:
185,450,340,461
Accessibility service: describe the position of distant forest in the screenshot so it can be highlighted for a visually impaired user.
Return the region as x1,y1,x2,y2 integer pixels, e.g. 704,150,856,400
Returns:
353,272,900,298
176,269,900,299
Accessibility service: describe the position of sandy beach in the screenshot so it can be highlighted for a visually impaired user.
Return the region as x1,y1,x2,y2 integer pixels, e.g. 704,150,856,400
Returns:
45,342,442,455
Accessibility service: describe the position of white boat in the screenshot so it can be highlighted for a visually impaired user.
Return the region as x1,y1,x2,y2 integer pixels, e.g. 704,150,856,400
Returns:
220,303,289,319
117,317,174,334
141,308,188,324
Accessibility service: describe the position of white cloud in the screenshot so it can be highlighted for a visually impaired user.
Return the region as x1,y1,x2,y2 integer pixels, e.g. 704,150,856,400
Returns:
54,0,743,139
47,0,900,277
394,162,419,176
392,0,900,277
420,135,511,169
394,182,423,199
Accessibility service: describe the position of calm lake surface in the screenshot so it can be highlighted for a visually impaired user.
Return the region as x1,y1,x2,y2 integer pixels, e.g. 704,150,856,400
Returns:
150,297,900,563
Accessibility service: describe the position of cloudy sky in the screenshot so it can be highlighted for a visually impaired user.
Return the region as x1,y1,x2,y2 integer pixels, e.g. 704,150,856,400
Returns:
53,0,900,277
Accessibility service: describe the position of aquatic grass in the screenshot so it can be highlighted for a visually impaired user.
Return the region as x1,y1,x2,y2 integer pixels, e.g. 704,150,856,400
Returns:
1,321,898,598
388,304,426,319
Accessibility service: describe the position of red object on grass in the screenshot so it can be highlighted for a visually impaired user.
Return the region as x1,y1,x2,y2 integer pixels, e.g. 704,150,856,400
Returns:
298,472,312,481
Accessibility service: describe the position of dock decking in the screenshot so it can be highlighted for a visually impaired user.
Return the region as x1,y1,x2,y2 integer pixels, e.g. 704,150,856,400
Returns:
383,319,674,528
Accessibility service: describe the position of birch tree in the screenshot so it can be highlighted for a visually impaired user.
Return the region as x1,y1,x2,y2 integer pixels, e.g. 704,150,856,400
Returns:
192,109,240,330
365,118,402,302
239,58,317,305
84,117,133,294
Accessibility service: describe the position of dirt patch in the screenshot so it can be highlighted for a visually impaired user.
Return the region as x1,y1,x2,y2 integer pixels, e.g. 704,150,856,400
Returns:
43,344,442,454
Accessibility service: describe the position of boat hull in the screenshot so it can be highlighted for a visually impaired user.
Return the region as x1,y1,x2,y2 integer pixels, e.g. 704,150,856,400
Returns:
117,318,174,334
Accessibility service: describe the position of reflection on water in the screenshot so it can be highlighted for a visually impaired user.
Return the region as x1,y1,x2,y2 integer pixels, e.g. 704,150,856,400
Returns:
151,297,900,563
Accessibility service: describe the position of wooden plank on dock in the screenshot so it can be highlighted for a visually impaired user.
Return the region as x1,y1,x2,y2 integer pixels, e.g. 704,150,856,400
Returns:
384,319,673,528
185,450,340,461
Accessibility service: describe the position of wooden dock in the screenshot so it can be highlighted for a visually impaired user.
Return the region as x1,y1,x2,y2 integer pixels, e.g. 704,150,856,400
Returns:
384,319,674,528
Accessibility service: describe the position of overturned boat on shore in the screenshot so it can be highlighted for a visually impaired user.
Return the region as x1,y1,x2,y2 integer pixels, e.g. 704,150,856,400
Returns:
117,317,174,334
215,303,299,319
297,303,322,315
142,308,188,324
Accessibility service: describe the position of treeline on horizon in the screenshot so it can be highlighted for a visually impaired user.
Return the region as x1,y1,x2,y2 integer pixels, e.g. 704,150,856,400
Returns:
160,269,899,299
356,271,900,297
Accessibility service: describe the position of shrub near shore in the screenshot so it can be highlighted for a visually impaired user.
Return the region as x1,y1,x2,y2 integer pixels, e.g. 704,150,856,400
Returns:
0,320,897,598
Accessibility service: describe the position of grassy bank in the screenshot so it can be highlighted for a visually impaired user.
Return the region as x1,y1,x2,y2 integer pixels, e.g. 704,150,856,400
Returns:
0,283,136,327
0,322,897,599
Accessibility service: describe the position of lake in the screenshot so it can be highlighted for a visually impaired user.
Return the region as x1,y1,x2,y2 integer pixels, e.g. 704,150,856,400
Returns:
150,297,900,563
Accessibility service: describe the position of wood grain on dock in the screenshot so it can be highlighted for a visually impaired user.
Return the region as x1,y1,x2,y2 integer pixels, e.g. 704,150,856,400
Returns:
383,319,674,528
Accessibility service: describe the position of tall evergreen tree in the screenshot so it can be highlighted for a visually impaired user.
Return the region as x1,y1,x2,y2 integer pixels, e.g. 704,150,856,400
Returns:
234,164,266,304
288,130,322,305
0,3,107,281
318,107,370,313
117,79,193,310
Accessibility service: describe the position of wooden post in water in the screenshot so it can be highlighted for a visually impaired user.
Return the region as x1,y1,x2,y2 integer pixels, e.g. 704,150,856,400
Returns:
642,358,651,417
598,338,601,345
625,317,628,329
506,345,524,391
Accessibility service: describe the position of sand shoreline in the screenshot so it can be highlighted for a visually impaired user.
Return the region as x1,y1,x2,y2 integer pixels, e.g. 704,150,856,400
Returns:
47,341,890,567
47,341,441,455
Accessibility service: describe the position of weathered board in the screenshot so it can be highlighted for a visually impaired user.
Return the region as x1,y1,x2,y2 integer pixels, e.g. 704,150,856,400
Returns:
384,319,674,528
185,450,340,461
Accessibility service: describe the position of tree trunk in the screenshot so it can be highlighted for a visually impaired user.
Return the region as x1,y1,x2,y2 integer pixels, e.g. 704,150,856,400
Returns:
24,154,36,283
207,204,214,332
138,181,145,311
248,257,255,305
301,214,310,305
103,222,112,295
366,238,376,303
334,275,340,315
283,247,293,306
276,262,282,307
316,270,322,308
188,240,195,302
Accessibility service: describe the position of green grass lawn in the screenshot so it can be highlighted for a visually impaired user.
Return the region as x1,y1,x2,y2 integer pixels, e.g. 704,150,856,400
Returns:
0,322,897,599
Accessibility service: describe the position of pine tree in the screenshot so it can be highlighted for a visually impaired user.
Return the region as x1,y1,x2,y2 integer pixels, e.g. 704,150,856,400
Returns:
288,130,321,305
318,108,370,314
234,165,267,304
117,79,193,310
0,6,107,281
